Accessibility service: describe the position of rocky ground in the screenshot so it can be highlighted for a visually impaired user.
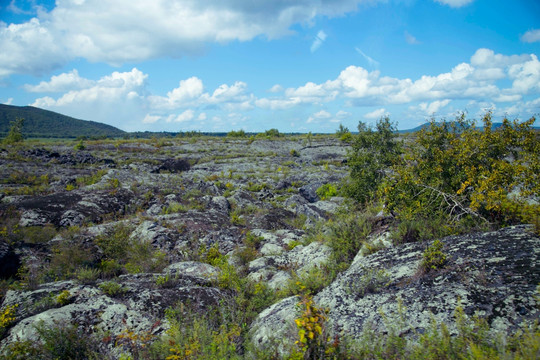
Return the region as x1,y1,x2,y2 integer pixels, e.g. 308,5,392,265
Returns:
0,135,538,358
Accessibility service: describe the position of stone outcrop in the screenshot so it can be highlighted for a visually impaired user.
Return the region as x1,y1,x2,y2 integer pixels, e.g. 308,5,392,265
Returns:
249,225,540,354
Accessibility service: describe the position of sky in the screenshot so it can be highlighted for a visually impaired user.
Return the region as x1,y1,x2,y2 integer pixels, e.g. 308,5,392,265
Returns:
0,0,539,133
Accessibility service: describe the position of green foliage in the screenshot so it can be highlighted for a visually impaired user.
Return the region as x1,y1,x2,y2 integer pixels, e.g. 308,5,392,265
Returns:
152,302,242,360
48,229,95,281
322,212,373,273
75,266,101,284
280,265,333,298
227,129,246,138
155,272,180,288
345,116,402,205
94,223,132,260
316,183,338,200
0,304,18,338
336,124,352,143
73,139,85,150
290,148,300,157
290,296,337,359
2,321,103,360
382,113,539,233
75,169,108,187
421,240,447,272
94,223,167,276
346,267,391,296
55,290,71,306
257,128,282,138
3,117,24,144
99,281,126,297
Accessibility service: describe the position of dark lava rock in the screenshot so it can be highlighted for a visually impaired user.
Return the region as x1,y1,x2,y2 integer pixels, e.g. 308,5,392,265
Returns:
14,188,134,227
151,158,191,173
0,240,20,279
250,208,295,230
299,182,324,203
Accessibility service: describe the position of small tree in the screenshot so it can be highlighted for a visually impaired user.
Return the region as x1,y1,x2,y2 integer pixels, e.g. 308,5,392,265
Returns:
4,117,24,144
345,117,402,205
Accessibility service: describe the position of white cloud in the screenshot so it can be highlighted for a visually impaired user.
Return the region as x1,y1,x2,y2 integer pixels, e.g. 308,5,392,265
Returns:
255,48,540,119
364,108,388,119
143,114,161,124
0,0,377,77
255,97,301,110
435,0,474,8
508,54,540,94
355,47,379,68
307,109,332,123
310,30,327,53
24,69,94,92
269,84,284,93
416,99,451,115
169,109,195,123
32,68,147,107
3,97,13,105
198,113,207,121
404,31,420,45
520,29,540,43
148,77,204,110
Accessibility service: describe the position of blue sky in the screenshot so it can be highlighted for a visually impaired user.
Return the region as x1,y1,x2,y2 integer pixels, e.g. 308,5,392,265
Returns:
0,0,539,132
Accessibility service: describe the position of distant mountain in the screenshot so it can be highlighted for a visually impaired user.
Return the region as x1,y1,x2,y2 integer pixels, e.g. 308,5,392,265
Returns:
400,121,539,133
0,104,126,139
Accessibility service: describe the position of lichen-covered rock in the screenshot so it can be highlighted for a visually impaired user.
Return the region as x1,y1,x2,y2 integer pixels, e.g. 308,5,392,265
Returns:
249,296,299,356
0,272,228,355
250,226,540,353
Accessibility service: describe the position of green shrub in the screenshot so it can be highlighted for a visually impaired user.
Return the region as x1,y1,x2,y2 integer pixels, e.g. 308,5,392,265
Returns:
94,223,132,260
323,212,373,273
2,321,102,360
279,265,333,297
151,302,242,360
73,140,85,151
316,183,338,200
345,116,402,205
421,240,447,272
3,118,24,145
98,281,126,297
227,129,246,138
382,113,539,233
75,266,101,284
346,267,391,296
48,229,95,281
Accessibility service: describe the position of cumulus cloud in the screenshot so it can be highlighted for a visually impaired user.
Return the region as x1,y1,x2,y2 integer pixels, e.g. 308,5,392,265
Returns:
169,109,195,123
32,68,147,108
311,30,327,53
520,29,540,43
26,68,256,130
269,84,284,93
307,109,332,123
0,0,376,77
413,99,451,115
435,0,474,8
260,48,539,108
24,69,94,92
364,108,388,119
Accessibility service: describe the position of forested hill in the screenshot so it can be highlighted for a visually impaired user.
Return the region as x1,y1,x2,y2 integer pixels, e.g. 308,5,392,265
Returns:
0,104,126,139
